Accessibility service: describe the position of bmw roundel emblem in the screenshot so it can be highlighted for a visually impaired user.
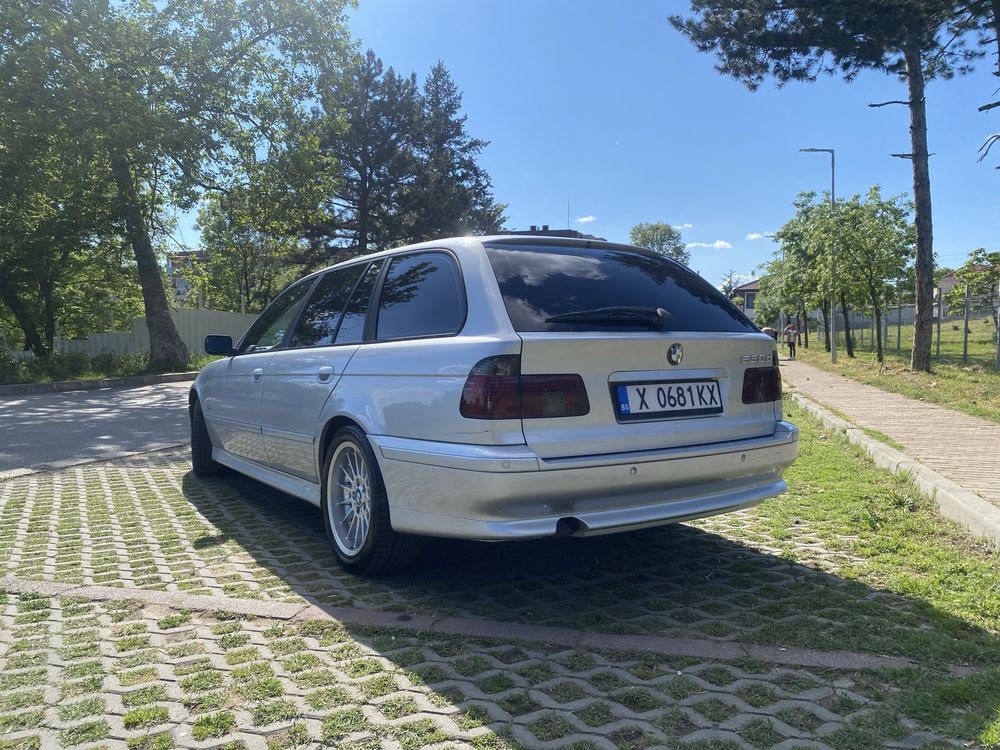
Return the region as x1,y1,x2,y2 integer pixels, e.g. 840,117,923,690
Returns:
667,343,684,366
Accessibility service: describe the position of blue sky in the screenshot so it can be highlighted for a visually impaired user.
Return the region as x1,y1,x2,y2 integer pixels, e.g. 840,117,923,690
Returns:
345,0,999,287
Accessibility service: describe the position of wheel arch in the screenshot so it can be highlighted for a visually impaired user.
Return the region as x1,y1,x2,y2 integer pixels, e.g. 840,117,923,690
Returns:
188,385,201,417
318,415,367,473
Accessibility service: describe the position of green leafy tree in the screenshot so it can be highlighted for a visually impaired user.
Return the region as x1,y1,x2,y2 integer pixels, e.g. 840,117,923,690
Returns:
7,0,352,369
945,249,1000,366
197,192,304,313
670,0,983,372
628,223,690,265
837,187,916,362
0,48,138,356
767,193,836,352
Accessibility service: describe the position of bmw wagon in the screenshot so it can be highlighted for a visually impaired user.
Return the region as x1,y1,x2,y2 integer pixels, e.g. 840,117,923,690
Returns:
190,236,798,572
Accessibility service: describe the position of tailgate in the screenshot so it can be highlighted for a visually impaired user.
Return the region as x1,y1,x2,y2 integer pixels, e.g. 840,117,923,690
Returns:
518,331,776,459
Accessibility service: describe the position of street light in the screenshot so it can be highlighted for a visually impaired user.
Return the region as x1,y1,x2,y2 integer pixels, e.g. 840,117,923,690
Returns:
799,147,837,364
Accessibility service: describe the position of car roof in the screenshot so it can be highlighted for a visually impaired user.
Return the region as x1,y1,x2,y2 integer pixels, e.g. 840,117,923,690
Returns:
307,234,679,279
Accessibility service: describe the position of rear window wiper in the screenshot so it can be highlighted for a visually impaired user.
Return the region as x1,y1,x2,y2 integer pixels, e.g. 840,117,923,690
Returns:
545,306,672,328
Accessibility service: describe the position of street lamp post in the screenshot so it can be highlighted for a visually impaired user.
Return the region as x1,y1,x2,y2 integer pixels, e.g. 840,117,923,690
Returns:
800,148,837,364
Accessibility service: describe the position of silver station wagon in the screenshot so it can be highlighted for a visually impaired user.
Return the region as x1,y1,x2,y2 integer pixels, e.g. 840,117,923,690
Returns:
190,236,798,572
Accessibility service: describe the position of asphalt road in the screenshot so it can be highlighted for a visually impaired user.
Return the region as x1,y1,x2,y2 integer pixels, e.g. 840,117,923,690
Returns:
0,381,191,474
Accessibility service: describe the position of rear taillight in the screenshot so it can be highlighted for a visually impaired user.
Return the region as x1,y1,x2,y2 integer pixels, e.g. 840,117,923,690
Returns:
742,366,782,404
460,355,590,419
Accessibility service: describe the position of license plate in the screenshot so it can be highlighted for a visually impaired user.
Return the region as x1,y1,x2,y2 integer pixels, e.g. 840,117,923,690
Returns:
614,380,723,421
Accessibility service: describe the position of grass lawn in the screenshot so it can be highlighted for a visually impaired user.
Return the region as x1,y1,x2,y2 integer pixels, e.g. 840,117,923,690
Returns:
793,315,1000,423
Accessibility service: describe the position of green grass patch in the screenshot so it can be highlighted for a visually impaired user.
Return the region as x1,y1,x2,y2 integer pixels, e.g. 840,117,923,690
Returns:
123,686,169,708
251,699,299,726
123,706,170,729
320,707,369,741
0,689,45,712
126,734,174,750
57,697,105,722
389,718,448,750
0,709,44,732
59,719,110,746
0,736,40,750
157,612,191,630
191,711,235,741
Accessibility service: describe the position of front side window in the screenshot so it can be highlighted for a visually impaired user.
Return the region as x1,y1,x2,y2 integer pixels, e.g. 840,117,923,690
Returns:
376,252,464,340
485,244,756,333
289,264,368,348
334,260,385,344
239,277,315,353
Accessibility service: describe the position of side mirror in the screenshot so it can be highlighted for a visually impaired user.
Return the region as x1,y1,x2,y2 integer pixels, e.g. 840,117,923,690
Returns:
204,335,235,355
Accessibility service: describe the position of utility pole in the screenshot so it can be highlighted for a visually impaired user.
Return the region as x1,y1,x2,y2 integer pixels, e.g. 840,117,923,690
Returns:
963,281,970,365
800,147,837,363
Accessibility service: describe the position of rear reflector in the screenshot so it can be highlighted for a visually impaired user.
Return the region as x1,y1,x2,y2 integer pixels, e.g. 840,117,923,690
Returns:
461,355,590,419
742,366,782,404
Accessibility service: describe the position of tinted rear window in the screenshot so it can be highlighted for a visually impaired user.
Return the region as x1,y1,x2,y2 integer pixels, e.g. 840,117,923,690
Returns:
485,244,756,333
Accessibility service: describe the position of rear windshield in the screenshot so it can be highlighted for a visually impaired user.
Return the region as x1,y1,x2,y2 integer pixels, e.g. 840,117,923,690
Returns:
485,244,756,333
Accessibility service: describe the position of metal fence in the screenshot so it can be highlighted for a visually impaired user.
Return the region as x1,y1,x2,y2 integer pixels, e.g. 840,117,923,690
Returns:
55,308,256,357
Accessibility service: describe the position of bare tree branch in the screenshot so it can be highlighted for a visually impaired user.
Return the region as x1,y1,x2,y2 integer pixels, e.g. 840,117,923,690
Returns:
869,100,911,107
978,100,1000,112
977,133,1000,166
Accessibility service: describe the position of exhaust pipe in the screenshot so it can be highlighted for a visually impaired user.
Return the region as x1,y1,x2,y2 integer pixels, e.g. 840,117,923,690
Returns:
554,517,583,537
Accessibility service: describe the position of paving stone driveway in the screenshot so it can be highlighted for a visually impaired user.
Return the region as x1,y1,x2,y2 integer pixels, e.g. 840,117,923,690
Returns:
0,449,989,748
0,592,936,750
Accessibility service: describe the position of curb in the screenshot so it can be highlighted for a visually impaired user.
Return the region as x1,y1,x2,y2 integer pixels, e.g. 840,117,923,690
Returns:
788,390,1000,548
0,443,188,482
0,371,197,398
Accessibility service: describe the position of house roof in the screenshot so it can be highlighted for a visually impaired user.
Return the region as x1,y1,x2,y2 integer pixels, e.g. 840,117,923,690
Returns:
731,279,760,294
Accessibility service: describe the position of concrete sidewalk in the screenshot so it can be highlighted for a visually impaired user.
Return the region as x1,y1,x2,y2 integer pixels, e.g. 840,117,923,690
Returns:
781,358,1000,543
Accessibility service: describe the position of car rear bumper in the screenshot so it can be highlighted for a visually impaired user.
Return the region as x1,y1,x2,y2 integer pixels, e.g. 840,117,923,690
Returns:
370,421,798,540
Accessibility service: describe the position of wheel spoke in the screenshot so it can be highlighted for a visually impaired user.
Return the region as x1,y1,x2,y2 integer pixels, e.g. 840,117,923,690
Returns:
327,441,376,556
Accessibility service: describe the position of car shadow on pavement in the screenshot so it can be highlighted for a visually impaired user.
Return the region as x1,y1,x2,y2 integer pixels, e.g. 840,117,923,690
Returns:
178,470,999,671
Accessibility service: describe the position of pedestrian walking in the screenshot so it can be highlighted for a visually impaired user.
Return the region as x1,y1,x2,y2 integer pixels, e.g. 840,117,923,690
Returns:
783,323,798,360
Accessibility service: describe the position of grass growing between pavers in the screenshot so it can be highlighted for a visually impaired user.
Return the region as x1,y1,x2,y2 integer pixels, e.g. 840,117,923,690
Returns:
2,407,1000,744
1,594,995,749
795,320,1000,423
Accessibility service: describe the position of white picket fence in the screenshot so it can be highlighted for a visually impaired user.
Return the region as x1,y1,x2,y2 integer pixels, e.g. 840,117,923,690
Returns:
57,308,256,357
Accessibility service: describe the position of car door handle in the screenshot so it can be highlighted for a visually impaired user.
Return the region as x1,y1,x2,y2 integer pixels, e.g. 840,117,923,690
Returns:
317,366,335,383
251,368,264,383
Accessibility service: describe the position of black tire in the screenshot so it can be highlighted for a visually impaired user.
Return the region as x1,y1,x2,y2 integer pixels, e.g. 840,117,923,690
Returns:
321,425,422,574
190,400,222,477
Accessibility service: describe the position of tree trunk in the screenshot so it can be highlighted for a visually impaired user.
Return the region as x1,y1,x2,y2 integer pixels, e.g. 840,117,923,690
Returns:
873,303,884,363
0,277,46,357
839,290,854,358
821,301,831,351
799,311,808,348
109,153,189,370
905,46,934,372
357,174,370,254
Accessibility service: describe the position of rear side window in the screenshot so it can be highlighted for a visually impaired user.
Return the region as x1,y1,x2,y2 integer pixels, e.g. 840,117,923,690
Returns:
485,244,756,333
289,264,367,348
335,260,384,344
375,252,465,340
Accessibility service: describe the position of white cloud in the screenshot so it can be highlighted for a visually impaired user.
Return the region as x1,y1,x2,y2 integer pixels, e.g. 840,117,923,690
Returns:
745,231,774,241
672,223,694,230
686,240,733,250
575,215,597,224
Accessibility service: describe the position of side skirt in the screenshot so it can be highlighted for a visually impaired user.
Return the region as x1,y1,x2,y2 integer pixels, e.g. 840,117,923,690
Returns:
212,448,321,507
